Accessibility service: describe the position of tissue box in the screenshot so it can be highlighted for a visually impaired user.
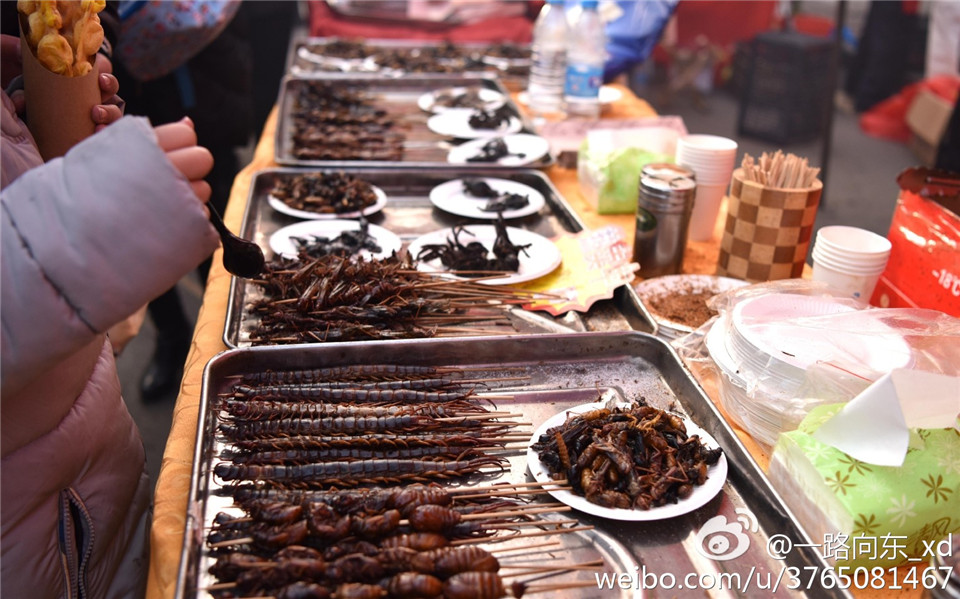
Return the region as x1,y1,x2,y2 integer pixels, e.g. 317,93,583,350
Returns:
770,404,960,568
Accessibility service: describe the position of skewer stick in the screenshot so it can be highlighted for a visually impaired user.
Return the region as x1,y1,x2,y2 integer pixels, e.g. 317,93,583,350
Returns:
470,395,515,401
435,413,524,422
458,376,531,385
501,560,604,577
452,525,595,546
455,486,571,500
489,540,563,555
448,480,568,494
459,506,571,521
209,537,253,548
498,558,601,569
483,518,580,530
520,580,601,595
435,326,511,335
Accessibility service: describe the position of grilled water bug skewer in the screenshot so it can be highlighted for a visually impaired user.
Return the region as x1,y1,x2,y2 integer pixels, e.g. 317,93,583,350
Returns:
230,386,495,404
219,401,501,422
227,433,528,453
233,364,467,385
214,456,507,486
218,414,517,441
227,482,569,515
223,446,500,466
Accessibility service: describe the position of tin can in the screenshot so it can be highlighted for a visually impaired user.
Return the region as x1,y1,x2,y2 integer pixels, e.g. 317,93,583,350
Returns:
632,163,697,278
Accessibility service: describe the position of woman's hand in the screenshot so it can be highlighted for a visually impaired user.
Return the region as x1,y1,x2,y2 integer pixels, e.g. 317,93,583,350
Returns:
154,118,214,203
92,53,123,131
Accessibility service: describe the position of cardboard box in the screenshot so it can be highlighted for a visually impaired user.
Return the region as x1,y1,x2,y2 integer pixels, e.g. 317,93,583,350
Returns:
905,89,955,166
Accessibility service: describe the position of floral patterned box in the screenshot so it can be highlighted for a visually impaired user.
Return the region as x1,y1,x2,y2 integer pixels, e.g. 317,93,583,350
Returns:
769,403,960,568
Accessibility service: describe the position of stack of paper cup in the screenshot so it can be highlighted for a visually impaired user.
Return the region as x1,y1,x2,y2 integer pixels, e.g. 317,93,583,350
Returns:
675,135,739,241
811,226,891,301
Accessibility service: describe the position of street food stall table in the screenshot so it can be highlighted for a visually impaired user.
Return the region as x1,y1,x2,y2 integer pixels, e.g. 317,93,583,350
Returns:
145,84,922,599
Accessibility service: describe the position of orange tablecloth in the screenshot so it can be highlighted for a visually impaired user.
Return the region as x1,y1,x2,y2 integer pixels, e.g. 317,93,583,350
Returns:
145,84,919,599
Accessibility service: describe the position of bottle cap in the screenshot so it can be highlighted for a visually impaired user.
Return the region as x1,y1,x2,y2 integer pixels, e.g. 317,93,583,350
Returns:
581,0,599,8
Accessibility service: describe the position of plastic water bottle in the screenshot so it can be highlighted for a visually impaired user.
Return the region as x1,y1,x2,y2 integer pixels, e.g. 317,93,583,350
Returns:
527,0,569,115
564,0,606,118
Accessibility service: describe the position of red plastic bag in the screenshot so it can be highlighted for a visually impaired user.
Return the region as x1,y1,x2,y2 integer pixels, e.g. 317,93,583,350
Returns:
859,75,960,143
871,171,960,317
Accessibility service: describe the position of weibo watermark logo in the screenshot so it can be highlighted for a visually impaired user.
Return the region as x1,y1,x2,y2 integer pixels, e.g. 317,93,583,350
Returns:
695,509,759,561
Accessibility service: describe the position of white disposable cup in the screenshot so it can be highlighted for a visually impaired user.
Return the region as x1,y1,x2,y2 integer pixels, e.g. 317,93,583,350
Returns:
676,136,737,173
812,246,889,271
676,135,737,192
815,226,891,257
688,182,727,241
677,155,737,175
812,257,885,301
812,248,889,274
677,134,739,154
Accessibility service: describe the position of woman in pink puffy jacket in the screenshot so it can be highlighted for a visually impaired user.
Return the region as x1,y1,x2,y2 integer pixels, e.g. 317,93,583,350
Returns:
1,33,219,598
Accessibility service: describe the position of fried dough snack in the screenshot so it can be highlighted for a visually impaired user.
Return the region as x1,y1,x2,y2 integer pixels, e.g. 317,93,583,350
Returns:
18,0,105,76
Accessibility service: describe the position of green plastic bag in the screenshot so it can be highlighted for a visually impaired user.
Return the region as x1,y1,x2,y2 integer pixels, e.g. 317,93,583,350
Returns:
577,140,672,214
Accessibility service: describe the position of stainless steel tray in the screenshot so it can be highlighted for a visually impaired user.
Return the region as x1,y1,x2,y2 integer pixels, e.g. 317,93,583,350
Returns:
286,37,530,92
275,74,552,169
176,332,849,599
223,168,654,348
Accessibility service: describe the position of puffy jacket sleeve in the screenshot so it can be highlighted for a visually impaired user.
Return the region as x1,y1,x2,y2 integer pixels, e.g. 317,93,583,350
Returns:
1,116,219,396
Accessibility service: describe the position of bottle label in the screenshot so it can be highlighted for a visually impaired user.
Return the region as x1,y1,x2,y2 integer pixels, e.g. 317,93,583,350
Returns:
564,63,603,99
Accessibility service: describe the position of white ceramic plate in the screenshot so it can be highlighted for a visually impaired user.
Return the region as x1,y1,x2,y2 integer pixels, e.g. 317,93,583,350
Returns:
428,178,545,220
527,401,728,521
634,274,749,336
269,219,402,260
407,225,561,285
417,87,506,113
481,55,532,69
267,185,388,220
517,85,623,106
296,47,369,72
447,134,550,166
427,109,522,139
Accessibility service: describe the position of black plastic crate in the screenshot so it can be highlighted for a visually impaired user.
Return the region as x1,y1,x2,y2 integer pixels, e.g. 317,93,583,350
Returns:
737,30,836,144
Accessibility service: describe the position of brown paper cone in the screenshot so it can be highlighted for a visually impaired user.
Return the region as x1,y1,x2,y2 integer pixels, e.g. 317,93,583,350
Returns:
20,21,99,161
716,168,822,282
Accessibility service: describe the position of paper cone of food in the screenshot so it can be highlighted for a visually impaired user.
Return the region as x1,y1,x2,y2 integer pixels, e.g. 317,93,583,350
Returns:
18,1,104,161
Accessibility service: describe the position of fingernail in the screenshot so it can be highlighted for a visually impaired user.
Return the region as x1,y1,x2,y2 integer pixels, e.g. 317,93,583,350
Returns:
181,116,194,126
100,73,111,86
94,106,105,121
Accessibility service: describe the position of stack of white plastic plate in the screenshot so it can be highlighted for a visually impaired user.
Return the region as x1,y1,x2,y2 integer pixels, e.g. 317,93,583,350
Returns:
705,293,914,447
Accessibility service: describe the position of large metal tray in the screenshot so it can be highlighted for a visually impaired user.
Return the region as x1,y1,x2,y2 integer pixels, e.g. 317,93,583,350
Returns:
224,168,654,348
286,37,530,92
275,74,552,169
176,332,849,599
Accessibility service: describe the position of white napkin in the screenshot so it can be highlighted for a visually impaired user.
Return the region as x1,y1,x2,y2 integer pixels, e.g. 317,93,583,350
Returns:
813,369,960,467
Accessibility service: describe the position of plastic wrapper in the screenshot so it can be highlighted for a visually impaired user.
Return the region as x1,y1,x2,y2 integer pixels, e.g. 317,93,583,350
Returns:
574,120,684,214
675,279,960,448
